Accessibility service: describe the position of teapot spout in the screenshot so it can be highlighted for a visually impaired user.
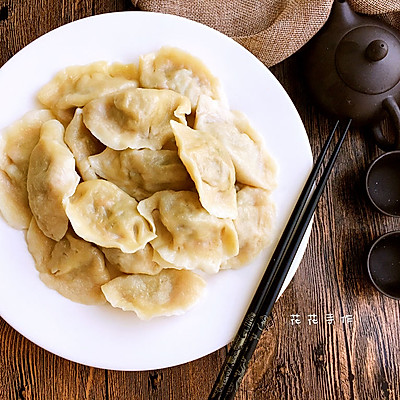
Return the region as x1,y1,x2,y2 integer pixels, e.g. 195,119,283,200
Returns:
328,0,360,31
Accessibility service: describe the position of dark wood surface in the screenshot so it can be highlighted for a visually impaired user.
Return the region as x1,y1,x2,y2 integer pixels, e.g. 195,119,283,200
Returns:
1,1,399,399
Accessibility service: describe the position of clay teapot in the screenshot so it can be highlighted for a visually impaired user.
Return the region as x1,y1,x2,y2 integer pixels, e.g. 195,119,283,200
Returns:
303,0,400,150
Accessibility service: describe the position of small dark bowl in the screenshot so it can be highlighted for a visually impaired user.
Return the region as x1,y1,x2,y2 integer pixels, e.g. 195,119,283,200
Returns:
367,231,400,299
366,151,400,217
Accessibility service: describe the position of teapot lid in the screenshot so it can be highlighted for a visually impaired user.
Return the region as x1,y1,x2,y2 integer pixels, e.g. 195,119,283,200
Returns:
336,26,400,95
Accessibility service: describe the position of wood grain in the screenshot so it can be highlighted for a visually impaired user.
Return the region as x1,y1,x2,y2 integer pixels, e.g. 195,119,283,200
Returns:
1,2,400,399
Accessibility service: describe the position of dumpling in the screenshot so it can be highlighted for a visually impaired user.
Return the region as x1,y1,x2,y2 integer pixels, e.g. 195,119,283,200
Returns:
0,110,54,230
137,191,239,274
26,218,110,305
27,120,80,241
64,108,105,180
102,244,163,275
82,88,191,150
101,269,206,320
222,186,275,269
37,61,139,123
65,179,156,253
88,147,193,201
139,46,225,110
171,121,237,219
194,95,277,190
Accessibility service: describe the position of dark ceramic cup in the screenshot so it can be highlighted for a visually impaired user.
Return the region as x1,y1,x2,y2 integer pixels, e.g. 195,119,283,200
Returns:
367,231,400,299
366,150,400,217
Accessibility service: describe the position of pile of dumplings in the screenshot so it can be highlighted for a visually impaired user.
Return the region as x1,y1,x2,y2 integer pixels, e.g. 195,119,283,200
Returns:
0,47,277,320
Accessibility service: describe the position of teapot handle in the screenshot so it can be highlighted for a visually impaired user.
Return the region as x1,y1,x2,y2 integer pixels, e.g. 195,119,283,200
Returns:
371,96,400,151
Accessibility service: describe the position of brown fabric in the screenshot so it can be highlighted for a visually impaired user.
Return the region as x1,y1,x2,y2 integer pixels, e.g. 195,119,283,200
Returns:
131,0,400,67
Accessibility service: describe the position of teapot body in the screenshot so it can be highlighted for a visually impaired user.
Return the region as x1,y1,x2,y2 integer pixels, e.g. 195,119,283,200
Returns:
303,0,400,126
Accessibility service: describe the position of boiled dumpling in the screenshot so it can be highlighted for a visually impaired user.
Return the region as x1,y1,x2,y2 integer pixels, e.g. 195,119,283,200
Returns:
65,179,156,253
171,121,237,219
64,108,105,180
0,110,54,230
139,46,225,111
0,48,279,319
26,218,110,305
88,147,193,201
82,88,191,150
137,190,239,274
37,61,139,123
101,269,206,320
222,186,275,269
102,244,163,275
195,95,276,190
27,120,80,241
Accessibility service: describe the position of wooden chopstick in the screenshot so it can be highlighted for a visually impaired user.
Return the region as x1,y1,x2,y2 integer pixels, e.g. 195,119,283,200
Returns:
209,119,352,400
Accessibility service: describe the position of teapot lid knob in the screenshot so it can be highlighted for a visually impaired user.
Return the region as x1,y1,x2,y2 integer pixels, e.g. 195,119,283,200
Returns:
366,40,388,61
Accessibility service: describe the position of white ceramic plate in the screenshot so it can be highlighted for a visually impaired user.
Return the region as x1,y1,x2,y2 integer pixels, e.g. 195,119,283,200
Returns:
0,12,312,371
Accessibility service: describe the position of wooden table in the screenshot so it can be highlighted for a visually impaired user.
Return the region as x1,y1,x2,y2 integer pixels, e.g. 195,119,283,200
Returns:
1,1,399,399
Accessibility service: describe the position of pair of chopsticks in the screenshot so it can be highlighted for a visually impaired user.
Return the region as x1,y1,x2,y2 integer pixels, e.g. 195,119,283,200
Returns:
209,119,352,400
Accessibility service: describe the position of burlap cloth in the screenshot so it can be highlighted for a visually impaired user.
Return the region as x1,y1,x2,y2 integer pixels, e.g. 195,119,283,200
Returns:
131,0,400,67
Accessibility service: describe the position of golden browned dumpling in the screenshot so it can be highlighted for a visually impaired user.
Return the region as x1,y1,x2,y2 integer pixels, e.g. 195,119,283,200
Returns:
27,218,110,305
102,245,163,275
27,119,80,241
101,269,206,319
37,61,139,123
222,186,275,269
65,179,156,253
139,46,225,110
64,108,105,180
88,147,193,201
137,190,239,274
82,88,191,150
195,95,277,190
171,121,237,219
0,110,54,230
